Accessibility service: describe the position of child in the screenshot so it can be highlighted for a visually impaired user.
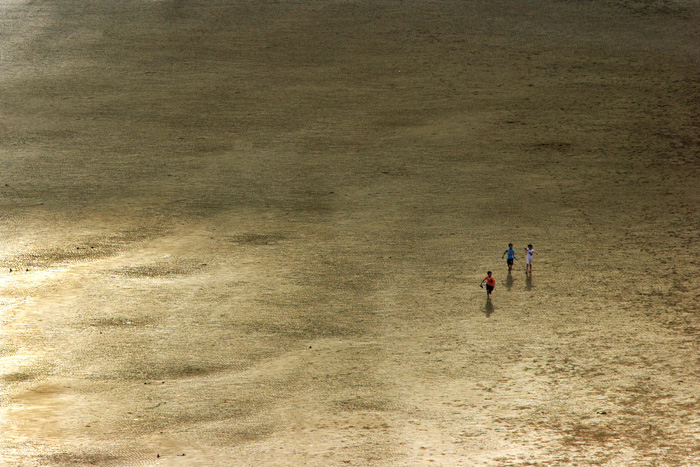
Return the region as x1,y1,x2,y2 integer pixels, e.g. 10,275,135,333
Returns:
501,243,516,273
525,244,535,274
480,271,495,299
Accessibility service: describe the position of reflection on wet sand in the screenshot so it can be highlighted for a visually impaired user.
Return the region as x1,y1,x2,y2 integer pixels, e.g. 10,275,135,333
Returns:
2,0,698,464
483,299,494,317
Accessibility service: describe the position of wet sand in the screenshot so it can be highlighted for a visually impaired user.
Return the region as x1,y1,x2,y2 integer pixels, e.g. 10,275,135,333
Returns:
1,0,700,465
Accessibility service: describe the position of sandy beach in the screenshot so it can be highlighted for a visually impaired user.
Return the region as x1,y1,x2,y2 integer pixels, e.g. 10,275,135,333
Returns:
1,0,699,465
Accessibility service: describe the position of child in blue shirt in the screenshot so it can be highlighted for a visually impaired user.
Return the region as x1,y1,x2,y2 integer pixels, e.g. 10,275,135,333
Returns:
501,243,516,273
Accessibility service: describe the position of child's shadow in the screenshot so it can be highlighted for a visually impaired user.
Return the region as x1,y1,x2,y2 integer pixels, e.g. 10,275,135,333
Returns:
483,299,495,317
506,273,514,291
525,274,534,291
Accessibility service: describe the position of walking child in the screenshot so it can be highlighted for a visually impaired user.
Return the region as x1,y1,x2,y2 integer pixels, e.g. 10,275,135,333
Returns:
502,243,516,273
480,271,495,299
525,244,535,274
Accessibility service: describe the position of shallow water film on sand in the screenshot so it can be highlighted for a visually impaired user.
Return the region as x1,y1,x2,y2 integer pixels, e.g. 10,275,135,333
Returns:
1,0,699,465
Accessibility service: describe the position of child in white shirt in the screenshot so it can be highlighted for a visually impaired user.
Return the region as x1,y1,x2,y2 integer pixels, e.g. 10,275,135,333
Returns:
525,244,535,274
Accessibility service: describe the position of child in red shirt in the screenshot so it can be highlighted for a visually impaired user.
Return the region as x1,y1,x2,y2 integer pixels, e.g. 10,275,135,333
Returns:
480,271,495,299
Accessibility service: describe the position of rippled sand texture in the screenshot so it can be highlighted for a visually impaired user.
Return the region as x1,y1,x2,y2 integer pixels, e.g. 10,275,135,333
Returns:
1,0,699,465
